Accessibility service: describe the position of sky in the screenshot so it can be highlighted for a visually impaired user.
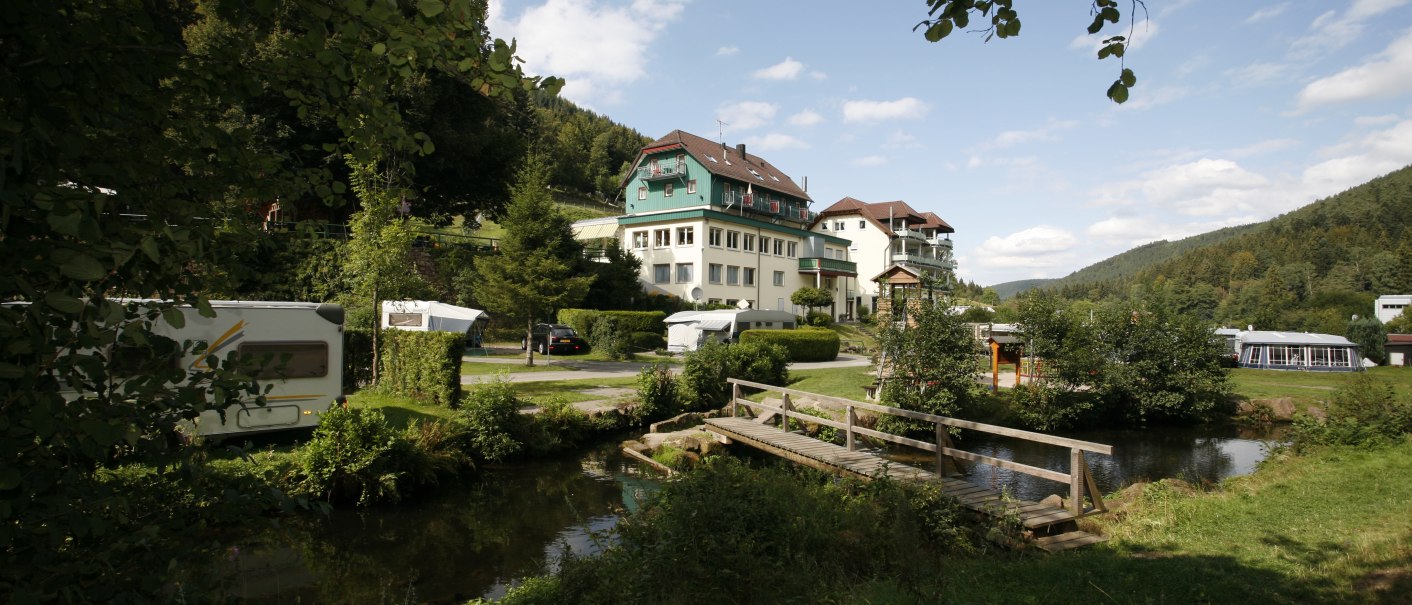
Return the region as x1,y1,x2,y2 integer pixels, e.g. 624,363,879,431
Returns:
486,0,1412,286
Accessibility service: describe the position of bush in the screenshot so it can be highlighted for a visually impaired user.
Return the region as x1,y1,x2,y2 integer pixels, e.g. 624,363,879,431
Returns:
589,316,632,360
804,310,834,327
458,375,525,462
379,329,465,406
558,309,666,340
680,340,789,410
1289,373,1412,450
344,327,374,390
636,363,680,422
298,407,407,505
519,395,593,455
627,331,666,352
739,328,840,362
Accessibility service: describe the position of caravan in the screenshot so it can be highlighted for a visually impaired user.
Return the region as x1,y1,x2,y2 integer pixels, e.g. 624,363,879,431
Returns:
664,309,797,352
382,300,490,347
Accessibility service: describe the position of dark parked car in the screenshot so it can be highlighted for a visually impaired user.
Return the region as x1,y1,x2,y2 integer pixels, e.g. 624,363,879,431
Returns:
522,323,589,355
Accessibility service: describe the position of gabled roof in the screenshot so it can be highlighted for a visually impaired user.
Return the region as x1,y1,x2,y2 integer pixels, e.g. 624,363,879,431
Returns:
812,197,954,234
625,129,811,201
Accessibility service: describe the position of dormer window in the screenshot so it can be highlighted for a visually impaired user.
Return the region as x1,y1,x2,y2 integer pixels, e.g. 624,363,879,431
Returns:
707,155,718,163
748,168,763,180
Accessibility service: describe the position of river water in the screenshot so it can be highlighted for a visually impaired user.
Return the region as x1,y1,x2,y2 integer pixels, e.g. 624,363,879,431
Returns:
223,423,1282,603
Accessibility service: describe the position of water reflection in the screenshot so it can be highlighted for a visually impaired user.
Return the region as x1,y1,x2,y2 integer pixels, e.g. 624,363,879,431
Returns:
224,440,661,604
911,424,1285,502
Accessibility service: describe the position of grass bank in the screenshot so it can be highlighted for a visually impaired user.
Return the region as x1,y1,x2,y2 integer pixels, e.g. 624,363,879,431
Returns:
1230,366,1412,407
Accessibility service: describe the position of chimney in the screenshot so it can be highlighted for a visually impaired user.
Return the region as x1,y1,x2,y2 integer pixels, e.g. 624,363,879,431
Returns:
736,143,746,159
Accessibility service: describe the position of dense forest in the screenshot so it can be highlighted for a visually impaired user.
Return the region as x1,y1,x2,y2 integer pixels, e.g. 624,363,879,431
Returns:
1017,165,1412,335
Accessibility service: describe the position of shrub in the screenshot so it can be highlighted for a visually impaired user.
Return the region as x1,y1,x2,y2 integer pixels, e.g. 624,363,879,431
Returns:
1289,373,1412,450
343,327,374,390
379,329,465,406
636,363,680,422
795,407,840,443
739,328,840,362
298,407,407,505
558,309,666,340
518,395,593,455
804,310,834,327
589,315,632,360
680,340,789,410
458,375,525,462
398,419,476,488
627,331,666,352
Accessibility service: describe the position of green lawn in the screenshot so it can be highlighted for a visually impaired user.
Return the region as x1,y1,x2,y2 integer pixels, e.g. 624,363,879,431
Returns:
1230,366,1412,405
460,362,570,376
784,366,876,401
936,439,1412,604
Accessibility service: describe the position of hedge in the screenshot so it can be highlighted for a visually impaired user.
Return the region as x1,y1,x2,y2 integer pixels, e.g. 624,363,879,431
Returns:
739,328,840,362
557,309,667,337
378,329,466,406
344,327,374,391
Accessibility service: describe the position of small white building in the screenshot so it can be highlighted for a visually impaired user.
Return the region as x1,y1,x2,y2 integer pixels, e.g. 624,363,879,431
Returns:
381,300,490,347
1374,294,1412,323
663,308,797,352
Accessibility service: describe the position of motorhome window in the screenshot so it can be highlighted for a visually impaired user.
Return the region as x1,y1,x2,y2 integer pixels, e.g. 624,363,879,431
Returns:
110,344,180,377
388,313,422,327
238,342,329,379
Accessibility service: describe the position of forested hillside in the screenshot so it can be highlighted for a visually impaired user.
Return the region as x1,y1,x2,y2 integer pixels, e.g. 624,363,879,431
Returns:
533,93,650,205
988,278,1054,300
1041,165,1412,334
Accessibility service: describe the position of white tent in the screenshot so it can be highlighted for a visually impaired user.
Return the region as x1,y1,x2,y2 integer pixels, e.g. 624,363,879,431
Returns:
382,300,491,346
664,309,796,352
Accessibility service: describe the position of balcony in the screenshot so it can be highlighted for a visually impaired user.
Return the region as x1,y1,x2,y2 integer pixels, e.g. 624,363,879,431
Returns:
636,160,688,182
890,253,957,271
893,228,929,242
929,235,954,249
798,257,858,276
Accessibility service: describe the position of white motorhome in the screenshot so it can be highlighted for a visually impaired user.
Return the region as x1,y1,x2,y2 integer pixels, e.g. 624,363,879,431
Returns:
381,300,490,347
664,308,796,353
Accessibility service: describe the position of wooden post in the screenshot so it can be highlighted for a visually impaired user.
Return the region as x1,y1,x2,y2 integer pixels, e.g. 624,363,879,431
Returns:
1070,448,1084,516
936,423,947,476
936,427,961,476
846,405,856,451
990,340,999,392
781,393,792,432
731,382,740,417
1083,453,1107,513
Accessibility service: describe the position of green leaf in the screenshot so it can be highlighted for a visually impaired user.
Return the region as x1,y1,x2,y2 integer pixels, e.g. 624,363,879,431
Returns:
45,292,85,315
0,363,23,380
139,236,160,262
417,0,445,17
197,297,216,318
1107,81,1129,104
162,307,186,329
371,42,386,56
47,211,82,237
0,467,20,490
1121,68,1137,87
1004,19,1020,37
60,254,106,281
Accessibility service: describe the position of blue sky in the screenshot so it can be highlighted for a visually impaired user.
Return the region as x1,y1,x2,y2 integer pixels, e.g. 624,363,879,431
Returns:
488,0,1412,286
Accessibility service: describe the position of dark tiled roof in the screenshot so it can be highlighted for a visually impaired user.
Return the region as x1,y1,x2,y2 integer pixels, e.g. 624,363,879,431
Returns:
637,130,811,201
1388,334,1412,344
813,197,955,234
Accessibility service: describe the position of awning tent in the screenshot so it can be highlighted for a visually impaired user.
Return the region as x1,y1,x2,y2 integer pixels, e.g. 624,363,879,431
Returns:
382,301,491,343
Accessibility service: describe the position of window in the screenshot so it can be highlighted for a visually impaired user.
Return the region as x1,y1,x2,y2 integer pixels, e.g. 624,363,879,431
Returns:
743,234,755,252
708,263,723,284
773,271,784,286
631,231,648,249
654,229,670,248
653,264,671,284
1268,346,1290,365
726,230,740,249
1330,347,1351,367
727,265,739,285
834,221,845,231
709,227,723,247
388,313,422,327
676,226,694,246
820,222,828,231
743,267,755,286
786,242,797,258
237,342,329,379
638,187,647,200
676,263,693,283
773,239,783,256
687,180,697,194
758,236,769,253
859,220,866,229
708,298,722,306
664,183,674,197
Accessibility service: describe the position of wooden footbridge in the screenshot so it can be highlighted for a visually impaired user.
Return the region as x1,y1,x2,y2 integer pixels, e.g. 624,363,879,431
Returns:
704,379,1114,552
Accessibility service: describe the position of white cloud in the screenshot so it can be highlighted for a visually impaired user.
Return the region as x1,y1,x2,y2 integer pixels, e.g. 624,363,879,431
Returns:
1224,61,1295,86
852,155,887,167
977,119,1077,152
1070,20,1160,54
842,97,929,123
1085,217,1163,246
743,133,810,152
488,0,687,105
971,227,1081,270
787,109,824,126
1225,138,1301,158
753,57,806,80
1245,3,1289,23
809,70,828,80
886,130,922,149
716,101,778,131
1355,113,1401,126
1290,0,1410,58
1303,117,1412,191
1294,29,1412,112
716,46,739,56
1087,158,1271,216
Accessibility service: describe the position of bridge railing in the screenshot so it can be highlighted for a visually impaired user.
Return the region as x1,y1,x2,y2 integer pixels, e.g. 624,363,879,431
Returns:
727,378,1113,516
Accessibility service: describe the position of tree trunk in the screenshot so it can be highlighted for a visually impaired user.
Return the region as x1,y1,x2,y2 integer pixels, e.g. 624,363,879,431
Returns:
371,283,380,384
525,317,535,367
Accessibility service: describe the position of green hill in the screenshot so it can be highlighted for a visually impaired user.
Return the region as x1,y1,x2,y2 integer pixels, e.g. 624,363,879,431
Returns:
988,279,1054,300
1036,164,1412,335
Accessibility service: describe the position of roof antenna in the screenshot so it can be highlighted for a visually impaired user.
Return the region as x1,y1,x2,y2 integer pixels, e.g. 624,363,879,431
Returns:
716,119,729,146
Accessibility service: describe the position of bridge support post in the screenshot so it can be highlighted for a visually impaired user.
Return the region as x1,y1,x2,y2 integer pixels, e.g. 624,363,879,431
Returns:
846,406,856,451
780,393,792,432
731,382,740,417
1070,448,1084,516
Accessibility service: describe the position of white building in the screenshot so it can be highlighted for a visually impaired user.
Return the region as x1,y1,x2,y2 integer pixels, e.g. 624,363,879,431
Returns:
1374,294,1412,323
808,197,957,315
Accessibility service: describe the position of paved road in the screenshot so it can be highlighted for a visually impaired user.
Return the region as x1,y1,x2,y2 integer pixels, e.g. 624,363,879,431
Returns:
461,352,874,384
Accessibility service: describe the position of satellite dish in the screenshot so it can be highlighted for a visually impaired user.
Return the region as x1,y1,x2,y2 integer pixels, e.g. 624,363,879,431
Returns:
736,299,751,309
690,287,704,301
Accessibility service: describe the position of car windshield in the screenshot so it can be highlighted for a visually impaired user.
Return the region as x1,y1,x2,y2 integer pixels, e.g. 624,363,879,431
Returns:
551,328,577,338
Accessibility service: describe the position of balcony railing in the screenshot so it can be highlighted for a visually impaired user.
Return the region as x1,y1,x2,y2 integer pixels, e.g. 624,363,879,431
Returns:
798,257,858,275
893,228,928,242
930,236,954,249
636,160,687,181
890,253,957,271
